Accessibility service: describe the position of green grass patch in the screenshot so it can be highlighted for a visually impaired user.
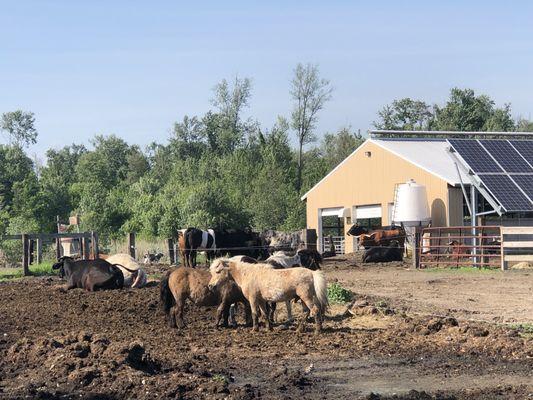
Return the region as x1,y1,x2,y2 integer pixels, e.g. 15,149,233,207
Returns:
211,374,229,384
0,261,55,282
148,273,163,281
509,323,533,339
327,282,353,304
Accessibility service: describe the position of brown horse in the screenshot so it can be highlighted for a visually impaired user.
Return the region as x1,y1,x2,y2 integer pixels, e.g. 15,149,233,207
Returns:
160,266,251,329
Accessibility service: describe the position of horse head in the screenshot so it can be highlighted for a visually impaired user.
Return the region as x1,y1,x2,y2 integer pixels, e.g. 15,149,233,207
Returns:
208,258,232,290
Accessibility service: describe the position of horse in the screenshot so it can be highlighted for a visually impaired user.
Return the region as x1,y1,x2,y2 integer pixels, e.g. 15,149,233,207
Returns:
260,230,302,254
182,227,216,268
208,258,328,334
160,266,251,329
105,253,147,288
265,249,323,323
52,256,124,292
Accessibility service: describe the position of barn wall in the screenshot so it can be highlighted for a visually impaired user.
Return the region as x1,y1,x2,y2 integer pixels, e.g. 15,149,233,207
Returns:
447,187,464,226
304,140,455,253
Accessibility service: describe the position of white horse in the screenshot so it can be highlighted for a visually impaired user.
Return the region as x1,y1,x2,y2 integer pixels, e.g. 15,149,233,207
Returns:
209,258,328,333
105,253,147,288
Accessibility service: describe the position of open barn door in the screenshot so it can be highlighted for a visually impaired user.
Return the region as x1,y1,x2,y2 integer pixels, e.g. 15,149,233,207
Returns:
318,207,345,254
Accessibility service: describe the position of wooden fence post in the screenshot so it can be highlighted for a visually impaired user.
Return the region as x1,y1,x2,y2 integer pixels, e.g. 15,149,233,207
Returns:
302,229,317,250
55,237,62,260
22,234,30,276
413,227,421,269
91,231,99,259
500,228,506,271
168,238,175,265
128,232,136,259
36,236,43,264
83,236,90,260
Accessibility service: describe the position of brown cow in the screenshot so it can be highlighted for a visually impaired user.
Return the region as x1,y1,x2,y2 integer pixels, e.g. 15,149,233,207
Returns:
358,228,406,251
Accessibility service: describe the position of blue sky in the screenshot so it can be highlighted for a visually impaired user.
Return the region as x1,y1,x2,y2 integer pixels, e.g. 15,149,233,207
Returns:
1,1,533,158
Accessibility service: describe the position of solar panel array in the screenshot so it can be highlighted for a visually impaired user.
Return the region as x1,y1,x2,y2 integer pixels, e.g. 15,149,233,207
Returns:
448,139,533,212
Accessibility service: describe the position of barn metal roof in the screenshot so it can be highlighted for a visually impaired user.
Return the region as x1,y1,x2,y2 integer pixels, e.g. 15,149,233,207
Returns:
372,138,469,185
301,138,468,200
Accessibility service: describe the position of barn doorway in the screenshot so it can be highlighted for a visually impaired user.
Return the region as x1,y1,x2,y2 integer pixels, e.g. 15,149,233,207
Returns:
318,207,345,254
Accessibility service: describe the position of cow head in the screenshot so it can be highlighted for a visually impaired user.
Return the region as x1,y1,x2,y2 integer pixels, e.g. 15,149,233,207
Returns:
358,233,378,248
347,224,368,237
208,258,232,290
52,256,74,279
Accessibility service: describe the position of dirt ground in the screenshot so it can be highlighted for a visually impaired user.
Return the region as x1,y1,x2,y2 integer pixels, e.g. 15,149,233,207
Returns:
327,253,533,324
0,255,532,399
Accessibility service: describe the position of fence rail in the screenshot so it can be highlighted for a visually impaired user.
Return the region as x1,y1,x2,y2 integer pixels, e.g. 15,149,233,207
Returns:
418,225,502,269
500,226,533,270
1,232,98,276
323,236,345,255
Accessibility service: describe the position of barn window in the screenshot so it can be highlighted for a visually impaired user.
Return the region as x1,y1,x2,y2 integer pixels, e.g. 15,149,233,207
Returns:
354,204,382,230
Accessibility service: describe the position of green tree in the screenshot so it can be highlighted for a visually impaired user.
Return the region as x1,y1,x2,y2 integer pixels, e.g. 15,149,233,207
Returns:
290,63,333,192
320,127,364,170
431,88,515,131
373,98,432,130
516,118,533,132
1,110,38,147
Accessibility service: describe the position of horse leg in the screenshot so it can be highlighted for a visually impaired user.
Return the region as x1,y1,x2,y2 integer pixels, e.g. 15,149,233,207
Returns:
174,295,186,329
311,302,322,334
267,302,276,324
249,298,260,332
298,293,321,334
285,301,293,323
216,302,228,328
228,304,237,327
295,292,316,334
257,299,272,331
243,301,252,327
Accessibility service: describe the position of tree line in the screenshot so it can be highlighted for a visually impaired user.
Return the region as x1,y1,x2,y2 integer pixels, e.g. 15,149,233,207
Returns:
1,64,530,243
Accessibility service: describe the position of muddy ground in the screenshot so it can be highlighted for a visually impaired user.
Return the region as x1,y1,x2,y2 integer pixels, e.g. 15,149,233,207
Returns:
0,255,532,399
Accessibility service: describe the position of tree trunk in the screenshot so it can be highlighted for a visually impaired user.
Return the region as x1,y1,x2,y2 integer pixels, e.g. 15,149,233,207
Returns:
297,140,303,193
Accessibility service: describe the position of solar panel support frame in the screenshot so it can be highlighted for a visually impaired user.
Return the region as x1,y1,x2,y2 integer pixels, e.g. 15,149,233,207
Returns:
447,146,504,216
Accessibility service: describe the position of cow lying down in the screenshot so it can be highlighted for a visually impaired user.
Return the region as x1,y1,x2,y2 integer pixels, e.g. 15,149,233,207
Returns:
52,256,124,291
363,241,403,263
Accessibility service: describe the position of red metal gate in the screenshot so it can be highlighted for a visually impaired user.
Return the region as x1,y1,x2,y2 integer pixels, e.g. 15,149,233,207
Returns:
418,226,501,268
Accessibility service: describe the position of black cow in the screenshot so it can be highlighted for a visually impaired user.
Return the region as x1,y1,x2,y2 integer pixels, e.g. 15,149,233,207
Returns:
362,241,403,263
214,228,268,260
52,256,124,291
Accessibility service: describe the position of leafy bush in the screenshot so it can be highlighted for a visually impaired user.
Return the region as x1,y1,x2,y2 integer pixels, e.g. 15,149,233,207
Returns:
327,282,353,304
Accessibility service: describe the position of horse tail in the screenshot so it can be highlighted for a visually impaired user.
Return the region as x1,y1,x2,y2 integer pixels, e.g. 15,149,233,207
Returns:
160,271,175,315
312,270,329,315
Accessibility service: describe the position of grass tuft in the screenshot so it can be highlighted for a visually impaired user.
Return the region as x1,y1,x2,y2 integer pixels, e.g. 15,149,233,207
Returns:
0,262,55,282
327,282,353,304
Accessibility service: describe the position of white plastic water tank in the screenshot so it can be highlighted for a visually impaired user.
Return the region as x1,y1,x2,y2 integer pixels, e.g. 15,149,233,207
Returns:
393,179,431,227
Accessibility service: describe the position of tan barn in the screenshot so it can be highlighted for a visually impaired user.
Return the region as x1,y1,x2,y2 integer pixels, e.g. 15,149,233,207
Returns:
301,138,469,253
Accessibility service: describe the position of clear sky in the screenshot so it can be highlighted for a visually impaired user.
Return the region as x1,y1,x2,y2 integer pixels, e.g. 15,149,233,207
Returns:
2,1,533,158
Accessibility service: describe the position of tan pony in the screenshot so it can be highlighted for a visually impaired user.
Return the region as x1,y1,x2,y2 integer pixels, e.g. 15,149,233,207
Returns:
208,258,328,334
